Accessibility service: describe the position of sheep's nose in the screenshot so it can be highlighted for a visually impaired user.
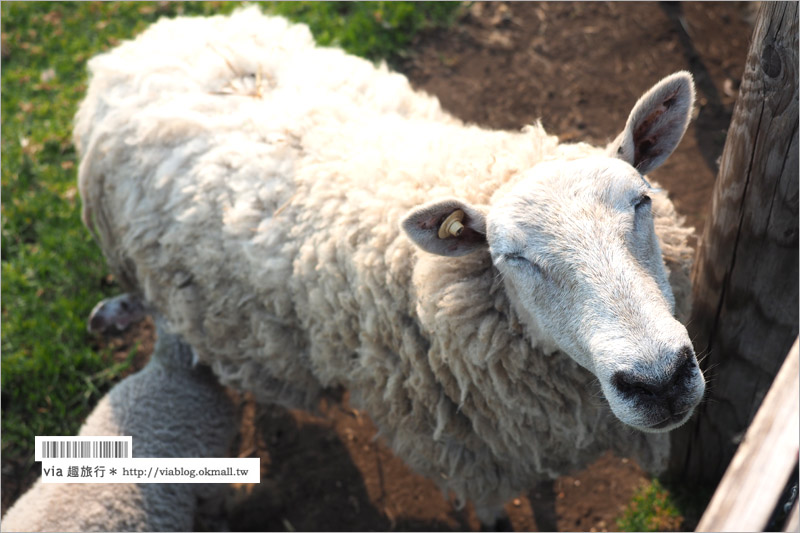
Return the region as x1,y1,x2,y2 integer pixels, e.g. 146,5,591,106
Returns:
611,346,697,408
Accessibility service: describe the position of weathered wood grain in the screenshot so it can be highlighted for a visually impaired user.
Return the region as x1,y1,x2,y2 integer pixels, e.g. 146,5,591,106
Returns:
695,338,799,532
668,1,799,486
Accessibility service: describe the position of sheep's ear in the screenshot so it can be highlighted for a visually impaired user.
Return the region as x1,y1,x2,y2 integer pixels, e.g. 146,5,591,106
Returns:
608,71,695,175
401,198,487,257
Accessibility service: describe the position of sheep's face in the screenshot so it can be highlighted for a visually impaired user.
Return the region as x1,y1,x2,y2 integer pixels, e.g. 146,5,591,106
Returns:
487,156,704,432
402,72,704,433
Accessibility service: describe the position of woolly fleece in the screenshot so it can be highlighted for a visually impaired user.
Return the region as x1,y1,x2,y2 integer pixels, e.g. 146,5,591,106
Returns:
0,325,236,532
75,8,694,509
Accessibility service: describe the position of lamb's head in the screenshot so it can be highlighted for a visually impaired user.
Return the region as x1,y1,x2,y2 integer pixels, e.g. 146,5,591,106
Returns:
402,72,705,433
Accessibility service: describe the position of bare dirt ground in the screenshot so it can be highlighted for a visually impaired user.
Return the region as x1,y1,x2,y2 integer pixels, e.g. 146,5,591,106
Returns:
2,2,754,531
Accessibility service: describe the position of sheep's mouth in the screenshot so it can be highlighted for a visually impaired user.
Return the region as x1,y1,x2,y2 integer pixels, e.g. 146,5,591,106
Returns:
650,416,682,430
638,408,696,433
616,389,703,433
602,385,705,434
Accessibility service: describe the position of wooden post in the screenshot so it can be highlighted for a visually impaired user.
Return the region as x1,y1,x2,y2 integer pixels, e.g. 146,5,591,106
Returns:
668,1,799,486
695,338,799,532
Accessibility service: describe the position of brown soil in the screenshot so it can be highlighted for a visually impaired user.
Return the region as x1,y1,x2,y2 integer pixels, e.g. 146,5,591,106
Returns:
2,2,754,531
221,395,652,532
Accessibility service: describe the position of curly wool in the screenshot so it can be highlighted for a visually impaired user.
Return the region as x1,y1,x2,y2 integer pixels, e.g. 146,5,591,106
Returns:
75,8,693,509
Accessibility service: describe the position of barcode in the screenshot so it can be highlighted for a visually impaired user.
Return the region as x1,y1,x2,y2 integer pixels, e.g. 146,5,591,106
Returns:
40,440,129,459
35,436,132,461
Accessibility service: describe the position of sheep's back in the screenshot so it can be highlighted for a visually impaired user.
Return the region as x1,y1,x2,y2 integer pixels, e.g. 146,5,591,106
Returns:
74,7,563,409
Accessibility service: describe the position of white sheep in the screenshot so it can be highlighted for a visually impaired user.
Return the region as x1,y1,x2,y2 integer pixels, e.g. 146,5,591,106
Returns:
1,295,236,532
74,8,704,523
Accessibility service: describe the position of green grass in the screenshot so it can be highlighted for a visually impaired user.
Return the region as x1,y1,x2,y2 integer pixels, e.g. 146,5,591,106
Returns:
1,0,461,481
617,479,684,532
266,1,462,63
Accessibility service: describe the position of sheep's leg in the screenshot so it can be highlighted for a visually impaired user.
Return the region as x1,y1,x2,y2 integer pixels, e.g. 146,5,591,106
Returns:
529,479,558,532
475,502,512,532
475,481,557,531
87,293,147,333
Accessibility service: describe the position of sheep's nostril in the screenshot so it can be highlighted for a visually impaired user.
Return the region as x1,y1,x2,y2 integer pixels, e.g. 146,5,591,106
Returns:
675,345,695,368
612,347,697,402
663,346,697,388
673,353,695,382
612,371,662,399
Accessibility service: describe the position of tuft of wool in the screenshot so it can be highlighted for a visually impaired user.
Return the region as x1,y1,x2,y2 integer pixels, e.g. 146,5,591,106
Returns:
75,7,692,509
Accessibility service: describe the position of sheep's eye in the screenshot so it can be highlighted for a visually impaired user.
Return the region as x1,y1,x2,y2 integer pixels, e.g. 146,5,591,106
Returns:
504,253,543,275
634,194,651,211
631,194,652,233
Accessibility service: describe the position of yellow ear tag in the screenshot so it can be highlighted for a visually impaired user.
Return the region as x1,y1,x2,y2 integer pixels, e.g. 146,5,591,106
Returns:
438,210,465,239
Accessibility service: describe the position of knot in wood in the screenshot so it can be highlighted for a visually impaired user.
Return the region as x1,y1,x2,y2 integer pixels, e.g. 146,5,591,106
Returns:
761,44,781,78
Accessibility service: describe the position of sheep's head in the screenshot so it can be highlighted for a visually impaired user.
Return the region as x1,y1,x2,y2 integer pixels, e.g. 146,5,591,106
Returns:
402,72,705,433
